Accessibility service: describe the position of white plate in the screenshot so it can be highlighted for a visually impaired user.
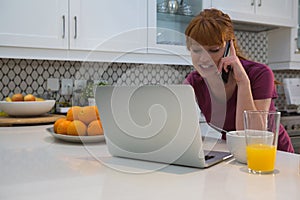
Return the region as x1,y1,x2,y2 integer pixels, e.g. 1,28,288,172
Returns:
0,100,55,117
46,127,105,143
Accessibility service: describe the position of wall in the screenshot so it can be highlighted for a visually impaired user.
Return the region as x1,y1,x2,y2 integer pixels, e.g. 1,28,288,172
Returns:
0,31,300,110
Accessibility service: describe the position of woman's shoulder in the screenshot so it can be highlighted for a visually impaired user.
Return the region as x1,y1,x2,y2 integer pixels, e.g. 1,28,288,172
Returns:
241,59,273,77
241,59,271,71
184,70,203,84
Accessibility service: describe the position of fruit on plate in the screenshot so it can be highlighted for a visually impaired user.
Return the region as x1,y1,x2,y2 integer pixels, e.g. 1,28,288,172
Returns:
11,93,24,101
87,120,103,136
66,106,81,121
35,97,45,101
53,105,104,136
0,111,8,117
24,94,36,101
56,120,72,135
67,120,87,136
5,97,12,102
5,93,45,102
78,106,99,125
54,117,67,133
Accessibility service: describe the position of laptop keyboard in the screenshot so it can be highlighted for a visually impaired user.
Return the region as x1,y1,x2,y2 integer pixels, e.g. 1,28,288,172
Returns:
205,155,215,160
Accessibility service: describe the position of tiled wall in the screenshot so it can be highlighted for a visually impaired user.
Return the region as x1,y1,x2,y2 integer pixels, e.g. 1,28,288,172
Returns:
0,31,300,110
0,59,193,103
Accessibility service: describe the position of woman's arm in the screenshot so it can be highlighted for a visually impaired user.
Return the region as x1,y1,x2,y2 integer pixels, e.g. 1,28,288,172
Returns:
235,79,271,129
220,41,273,130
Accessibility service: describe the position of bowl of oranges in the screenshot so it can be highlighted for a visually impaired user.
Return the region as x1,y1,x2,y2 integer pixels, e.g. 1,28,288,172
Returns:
48,105,105,143
0,93,55,117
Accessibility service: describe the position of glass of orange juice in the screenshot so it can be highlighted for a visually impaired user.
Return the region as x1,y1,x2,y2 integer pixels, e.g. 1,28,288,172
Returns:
244,110,280,174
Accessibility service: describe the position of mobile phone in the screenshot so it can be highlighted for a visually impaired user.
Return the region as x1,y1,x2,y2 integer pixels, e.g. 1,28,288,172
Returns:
221,41,232,83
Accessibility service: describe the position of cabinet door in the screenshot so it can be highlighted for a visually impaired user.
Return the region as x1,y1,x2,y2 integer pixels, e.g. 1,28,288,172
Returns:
211,0,255,16
69,0,147,53
256,0,295,23
148,0,206,57
211,0,296,27
0,0,68,49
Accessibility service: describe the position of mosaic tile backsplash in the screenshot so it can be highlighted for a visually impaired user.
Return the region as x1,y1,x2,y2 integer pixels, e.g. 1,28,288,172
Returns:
0,31,300,110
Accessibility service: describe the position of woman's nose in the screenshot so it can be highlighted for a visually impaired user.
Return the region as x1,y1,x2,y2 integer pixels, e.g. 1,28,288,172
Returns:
195,53,215,67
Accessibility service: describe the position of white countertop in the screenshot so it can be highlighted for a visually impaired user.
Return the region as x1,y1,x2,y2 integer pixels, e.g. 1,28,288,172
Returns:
0,125,299,200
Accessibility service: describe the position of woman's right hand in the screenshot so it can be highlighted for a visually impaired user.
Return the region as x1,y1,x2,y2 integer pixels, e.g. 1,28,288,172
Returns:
219,40,250,86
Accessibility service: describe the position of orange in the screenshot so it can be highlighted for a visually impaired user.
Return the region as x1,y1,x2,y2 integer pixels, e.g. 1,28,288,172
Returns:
11,93,24,101
66,106,81,121
56,120,72,135
87,120,104,136
78,106,98,125
53,117,67,133
24,94,36,101
93,106,100,120
67,120,87,136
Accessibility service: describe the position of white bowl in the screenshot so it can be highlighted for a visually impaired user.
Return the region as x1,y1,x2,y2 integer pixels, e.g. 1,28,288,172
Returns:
0,100,55,117
226,131,247,164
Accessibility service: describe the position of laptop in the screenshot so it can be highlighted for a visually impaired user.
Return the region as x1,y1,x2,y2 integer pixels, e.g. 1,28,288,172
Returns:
95,84,232,168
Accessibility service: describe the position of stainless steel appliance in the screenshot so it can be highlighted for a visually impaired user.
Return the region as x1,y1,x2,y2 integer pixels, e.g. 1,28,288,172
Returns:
283,78,300,109
281,115,300,154
282,78,300,154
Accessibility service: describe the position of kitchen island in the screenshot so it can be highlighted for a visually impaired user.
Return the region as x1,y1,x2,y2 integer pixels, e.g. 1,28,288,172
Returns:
0,125,299,200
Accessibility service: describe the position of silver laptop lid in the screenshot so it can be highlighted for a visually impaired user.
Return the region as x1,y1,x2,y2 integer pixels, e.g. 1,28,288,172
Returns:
95,85,230,168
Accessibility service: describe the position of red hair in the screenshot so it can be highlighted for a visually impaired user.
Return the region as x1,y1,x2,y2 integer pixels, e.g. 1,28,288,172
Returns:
185,8,246,59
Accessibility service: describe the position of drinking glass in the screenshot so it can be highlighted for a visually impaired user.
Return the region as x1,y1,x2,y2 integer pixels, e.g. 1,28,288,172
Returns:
168,0,178,14
244,110,280,174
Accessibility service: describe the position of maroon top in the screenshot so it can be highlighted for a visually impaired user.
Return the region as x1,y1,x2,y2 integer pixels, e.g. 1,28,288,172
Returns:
185,59,294,153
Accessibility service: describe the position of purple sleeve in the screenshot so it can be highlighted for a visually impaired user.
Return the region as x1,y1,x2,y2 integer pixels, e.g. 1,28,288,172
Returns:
247,63,277,100
183,78,190,84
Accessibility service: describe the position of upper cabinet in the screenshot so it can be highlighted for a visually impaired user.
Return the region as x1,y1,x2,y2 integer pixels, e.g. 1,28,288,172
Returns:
267,0,300,70
69,0,147,53
211,0,297,27
0,0,298,65
0,0,147,53
268,27,300,70
0,0,68,49
148,0,208,57
147,0,298,57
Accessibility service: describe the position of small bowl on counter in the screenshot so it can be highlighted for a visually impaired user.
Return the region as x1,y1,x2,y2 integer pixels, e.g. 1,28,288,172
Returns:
226,130,247,164
0,100,55,117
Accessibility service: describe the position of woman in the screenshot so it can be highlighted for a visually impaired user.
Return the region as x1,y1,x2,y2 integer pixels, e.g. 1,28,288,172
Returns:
184,8,294,153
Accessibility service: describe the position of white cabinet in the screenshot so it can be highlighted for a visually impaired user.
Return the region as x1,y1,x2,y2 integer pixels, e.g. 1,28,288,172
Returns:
0,0,147,53
147,0,209,59
211,0,297,27
0,0,68,49
148,0,187,56
212,0,255,16
268,27,300,70
147,0,297,58
69,0,147,53
0,0,298,66
267,0,300,70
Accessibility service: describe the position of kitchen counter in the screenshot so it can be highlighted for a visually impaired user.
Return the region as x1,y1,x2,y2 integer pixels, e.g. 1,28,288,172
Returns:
0,125,299,200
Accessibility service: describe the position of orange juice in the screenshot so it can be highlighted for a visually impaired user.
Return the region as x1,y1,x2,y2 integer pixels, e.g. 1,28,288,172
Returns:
246,144,276,172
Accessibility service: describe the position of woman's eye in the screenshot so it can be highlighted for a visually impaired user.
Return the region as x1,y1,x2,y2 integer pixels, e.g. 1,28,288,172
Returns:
209,49,220,53
192,49,203,54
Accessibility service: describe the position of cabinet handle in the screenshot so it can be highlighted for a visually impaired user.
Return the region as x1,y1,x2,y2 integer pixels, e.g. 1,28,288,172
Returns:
62,15,65,39
258,0,262,7
295,38,299,53
74,16,77,39
251,0,254,6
